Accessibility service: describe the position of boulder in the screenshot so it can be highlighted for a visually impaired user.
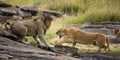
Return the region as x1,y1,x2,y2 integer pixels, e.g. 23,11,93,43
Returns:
0,1,12,7
40,9,63,17
16,6,39,16
0,7,24,17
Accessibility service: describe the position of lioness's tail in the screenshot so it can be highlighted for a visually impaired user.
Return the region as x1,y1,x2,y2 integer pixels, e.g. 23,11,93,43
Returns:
5,22,11,30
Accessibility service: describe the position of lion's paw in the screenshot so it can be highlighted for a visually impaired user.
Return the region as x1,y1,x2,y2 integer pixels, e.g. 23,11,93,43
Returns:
49,44,54,47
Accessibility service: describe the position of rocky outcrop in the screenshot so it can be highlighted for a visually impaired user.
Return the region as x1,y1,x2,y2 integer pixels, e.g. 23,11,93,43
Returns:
40,9,63,17
0,1,63,25
0,1,12,7
75,52,120,60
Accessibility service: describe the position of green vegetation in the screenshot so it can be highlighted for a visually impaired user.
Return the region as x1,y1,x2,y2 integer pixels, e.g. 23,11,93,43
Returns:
112,48,120,52
1,0,33,6
82,8,120,23
2,0,120,52
2,0,120,23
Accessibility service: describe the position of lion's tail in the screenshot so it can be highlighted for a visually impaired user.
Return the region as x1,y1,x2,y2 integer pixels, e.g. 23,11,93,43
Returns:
5,22,11,30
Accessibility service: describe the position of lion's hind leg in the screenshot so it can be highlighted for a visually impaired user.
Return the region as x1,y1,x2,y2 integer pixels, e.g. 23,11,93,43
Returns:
17,35,28,44
95,41,105,52
97,46,107,52
12,25,28,44
103,46,111,53
97,45,110,53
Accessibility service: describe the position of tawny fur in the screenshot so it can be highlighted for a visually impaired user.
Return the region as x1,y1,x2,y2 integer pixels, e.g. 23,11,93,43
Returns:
114,29,120,38
56,27,110,52
5,13,54,48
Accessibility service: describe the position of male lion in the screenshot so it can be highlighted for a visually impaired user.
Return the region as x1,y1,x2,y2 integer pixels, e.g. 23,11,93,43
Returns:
5,13,54,48
56,27,110,52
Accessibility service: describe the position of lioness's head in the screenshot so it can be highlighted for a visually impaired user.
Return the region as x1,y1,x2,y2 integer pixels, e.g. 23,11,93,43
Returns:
56,27,69,38
114,29,120,37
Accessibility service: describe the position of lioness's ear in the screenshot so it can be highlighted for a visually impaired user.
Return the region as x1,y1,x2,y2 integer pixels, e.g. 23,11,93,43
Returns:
114,29,120,35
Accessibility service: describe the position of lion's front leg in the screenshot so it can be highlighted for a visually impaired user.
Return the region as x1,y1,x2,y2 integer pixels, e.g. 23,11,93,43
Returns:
38,34,54,48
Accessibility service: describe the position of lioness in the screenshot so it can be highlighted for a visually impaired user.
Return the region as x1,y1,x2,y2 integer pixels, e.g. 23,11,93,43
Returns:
56,27,110,52
5,13,54,48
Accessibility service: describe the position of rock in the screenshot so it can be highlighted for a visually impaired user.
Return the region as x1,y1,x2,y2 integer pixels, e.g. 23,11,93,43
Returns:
0,7,25,17
55,45,78,56
0,1,12,7
0,7,17,16
40,9,63,17
0,1,63,22
41,45,78,56
76,52,120,60
0,54,14,59
16,6,39,16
